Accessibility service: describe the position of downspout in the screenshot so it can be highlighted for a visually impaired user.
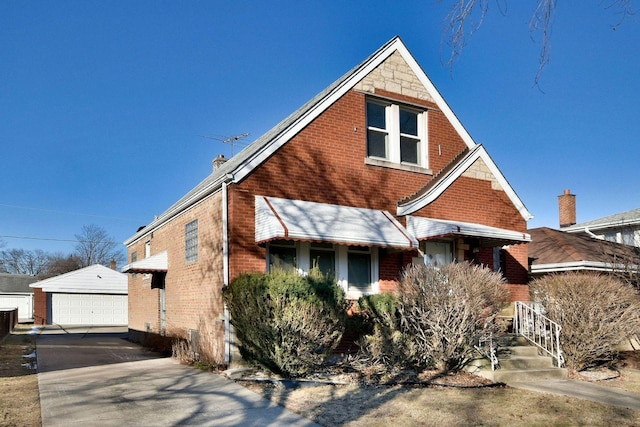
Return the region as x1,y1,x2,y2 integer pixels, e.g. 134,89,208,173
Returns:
584,226,603,240
222,180,231,363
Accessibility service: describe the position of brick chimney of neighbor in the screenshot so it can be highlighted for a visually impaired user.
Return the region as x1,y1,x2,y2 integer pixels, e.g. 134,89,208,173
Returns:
558,189,576,228
212,154,227,171
110,260,117,270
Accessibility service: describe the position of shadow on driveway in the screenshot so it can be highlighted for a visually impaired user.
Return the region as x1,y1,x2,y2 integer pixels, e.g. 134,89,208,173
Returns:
35,325,317,426
36,325,160,373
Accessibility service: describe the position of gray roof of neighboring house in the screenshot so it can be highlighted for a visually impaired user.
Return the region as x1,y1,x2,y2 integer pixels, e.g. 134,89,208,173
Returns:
529,227,640,273
563,207,640,233
0,273,37,293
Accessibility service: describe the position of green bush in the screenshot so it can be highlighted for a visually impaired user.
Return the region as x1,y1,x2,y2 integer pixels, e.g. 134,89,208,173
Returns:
530,272,640,372
223,268,347,377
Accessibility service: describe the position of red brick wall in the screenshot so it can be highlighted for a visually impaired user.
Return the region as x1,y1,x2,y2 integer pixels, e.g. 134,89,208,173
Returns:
227,89,528,293
33,287,47,325
127,191,225,361
129,85,530,353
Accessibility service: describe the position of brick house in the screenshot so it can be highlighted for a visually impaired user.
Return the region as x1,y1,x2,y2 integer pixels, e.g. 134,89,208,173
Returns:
122,37,532,363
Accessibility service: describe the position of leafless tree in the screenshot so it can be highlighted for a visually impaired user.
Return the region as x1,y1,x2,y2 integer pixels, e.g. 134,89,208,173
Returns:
440,0,635,85
44,253,83,278
0,248,50,276
73,224,125,268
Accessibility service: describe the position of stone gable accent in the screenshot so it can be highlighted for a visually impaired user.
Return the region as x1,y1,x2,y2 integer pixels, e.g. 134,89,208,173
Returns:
462,158,504,191
355,51,435,102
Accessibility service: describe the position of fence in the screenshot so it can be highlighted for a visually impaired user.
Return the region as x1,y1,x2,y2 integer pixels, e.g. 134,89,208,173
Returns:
0,308,18,341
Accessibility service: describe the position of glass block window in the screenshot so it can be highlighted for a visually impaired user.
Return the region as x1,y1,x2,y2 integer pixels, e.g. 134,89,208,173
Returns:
185,219,198,263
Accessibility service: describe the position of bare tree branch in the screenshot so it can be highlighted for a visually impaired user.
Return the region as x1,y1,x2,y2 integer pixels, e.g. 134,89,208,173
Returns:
440,0,635,86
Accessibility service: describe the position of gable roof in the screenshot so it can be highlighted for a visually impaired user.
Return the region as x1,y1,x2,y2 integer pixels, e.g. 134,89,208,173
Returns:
529,227,640,273
563,207,640,233
30,264,127,294
125,36,529,246
397,145,532,220
0,273,37,294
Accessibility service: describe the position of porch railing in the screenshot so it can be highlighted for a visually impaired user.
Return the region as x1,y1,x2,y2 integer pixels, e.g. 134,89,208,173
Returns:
514,301,564,367
474,330,499,371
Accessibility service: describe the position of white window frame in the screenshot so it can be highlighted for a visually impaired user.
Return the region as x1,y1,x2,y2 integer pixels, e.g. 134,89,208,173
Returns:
422,240,454,267
266,241,379,299
366,99,428,169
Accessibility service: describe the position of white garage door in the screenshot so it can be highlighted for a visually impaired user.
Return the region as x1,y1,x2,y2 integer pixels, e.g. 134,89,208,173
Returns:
51,293,128,325
0,295,33,321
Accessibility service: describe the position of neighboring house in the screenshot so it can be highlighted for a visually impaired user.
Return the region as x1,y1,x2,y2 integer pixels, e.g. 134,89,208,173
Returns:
559,189,640,246
30,264,128,326
528,227,640,276
122,36,532,363
0,273,36,322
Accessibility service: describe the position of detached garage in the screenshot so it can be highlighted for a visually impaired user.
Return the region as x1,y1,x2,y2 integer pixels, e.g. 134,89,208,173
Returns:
30,264,128,326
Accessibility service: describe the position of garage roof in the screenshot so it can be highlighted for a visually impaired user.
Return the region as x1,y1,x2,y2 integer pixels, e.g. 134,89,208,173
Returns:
30,264,127,294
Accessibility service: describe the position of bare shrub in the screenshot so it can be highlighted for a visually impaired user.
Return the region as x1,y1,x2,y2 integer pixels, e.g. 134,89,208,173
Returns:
530,272,640,372
397,262,509,371
172,338,198,365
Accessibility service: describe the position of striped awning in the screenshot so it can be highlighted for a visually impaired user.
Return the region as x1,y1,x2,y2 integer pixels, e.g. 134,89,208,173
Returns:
121,251,168,274
255,196,418,249
407,216,530,244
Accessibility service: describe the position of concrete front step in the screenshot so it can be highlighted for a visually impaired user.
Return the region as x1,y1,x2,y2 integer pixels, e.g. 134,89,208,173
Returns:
468,334,567,383
501,346,540,357
493,367,568,383
500,356,554,370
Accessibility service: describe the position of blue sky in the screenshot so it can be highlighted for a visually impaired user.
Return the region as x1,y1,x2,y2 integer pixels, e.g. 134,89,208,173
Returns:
1,1,639,256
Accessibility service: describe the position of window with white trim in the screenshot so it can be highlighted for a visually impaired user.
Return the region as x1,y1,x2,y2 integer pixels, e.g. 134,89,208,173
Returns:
185,219,199,263
347,246,371,292
268,240,297,271
422,241,453,266
366,99,427,167
266,241,378,298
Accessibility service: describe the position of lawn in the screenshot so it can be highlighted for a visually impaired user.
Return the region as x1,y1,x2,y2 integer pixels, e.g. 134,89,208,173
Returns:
0,324,42,427
241,366,640,427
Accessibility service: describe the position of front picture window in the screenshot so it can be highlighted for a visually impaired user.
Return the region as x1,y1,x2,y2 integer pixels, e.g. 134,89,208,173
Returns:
268,241,297,271
348,246,371,291
310,243,335,278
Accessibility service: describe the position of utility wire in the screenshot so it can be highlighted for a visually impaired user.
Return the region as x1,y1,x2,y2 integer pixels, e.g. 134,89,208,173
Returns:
0,235,121,244
0,203,137,222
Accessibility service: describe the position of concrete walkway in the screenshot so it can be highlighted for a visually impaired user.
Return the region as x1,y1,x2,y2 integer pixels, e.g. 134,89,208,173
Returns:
509,380,640,411
36,325,318,426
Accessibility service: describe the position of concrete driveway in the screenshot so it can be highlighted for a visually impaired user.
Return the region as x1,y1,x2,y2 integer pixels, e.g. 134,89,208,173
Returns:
36,325,318,426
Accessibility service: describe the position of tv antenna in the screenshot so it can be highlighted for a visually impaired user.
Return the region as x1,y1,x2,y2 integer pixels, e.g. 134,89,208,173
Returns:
199,133,250,156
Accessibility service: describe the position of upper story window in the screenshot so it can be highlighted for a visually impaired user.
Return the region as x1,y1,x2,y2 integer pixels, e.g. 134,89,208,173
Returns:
185,219,199,263
366,99,427,168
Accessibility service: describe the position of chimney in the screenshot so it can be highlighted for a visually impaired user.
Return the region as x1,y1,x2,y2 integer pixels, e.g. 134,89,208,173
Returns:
558,189,576,228
110,260,117,270
212,154,227,171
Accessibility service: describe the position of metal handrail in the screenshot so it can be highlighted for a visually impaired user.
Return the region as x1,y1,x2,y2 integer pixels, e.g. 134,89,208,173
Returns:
474,330,499,371
514,301,564,367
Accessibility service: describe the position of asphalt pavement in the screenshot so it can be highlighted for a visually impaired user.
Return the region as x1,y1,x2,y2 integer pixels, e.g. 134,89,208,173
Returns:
35,325,318,427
